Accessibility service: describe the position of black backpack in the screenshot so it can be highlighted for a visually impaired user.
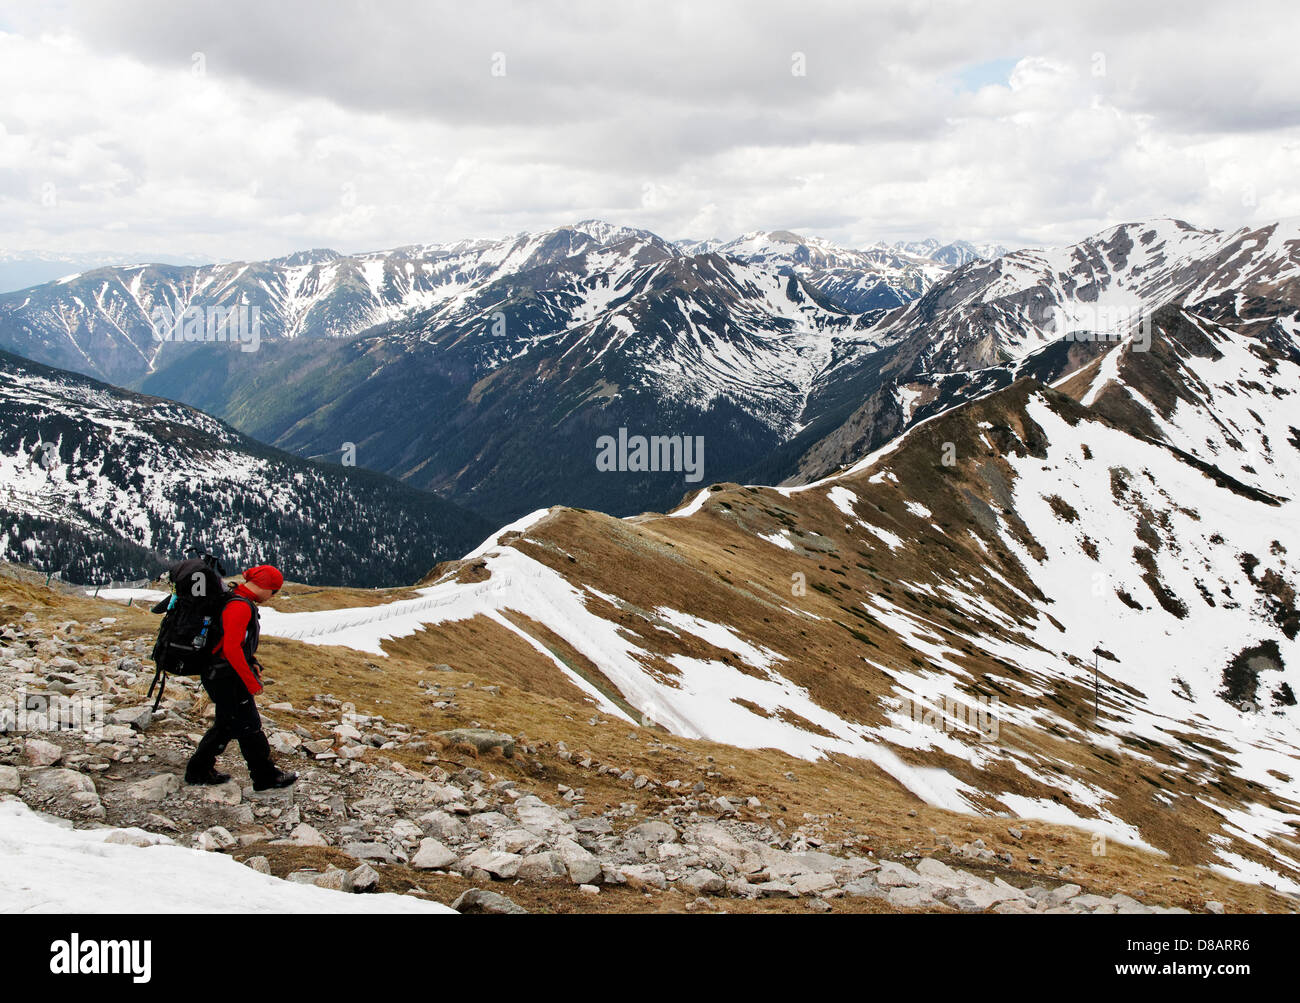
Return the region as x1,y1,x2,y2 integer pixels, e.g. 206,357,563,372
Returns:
146,550,231,710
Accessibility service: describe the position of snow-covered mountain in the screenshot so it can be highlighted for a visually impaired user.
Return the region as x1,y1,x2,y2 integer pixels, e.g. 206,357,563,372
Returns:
0,221,1000,388
1,218,1295,524
775,218,1300,485
0,350,490,585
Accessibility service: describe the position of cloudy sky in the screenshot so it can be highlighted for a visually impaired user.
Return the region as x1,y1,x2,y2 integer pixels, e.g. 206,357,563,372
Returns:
1,0,1297,263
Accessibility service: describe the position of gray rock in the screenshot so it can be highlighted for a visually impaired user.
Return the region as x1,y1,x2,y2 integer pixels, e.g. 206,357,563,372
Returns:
27,768,96,798
412,838,458,870
108,706,153,731
1047,883,1082,906
875,860,919,888
418,809,467,843
457,848,522,879
842,877,887,900
244,855,272,875
791,872,839,895
0,765,20,793
681,869,726,895
311,869,350,892
25,737,62,766
625,820,678,844
196,826,237,851
125,773,180,802
622,864,668,890
203,780,243,805
573,816,613,836
349,862,380,892
515,796,577,838
435,728,515,758
887,885,940,909
451,888,527,914
343,841,397,864
554,836,602,884
1206,901,1226,915
519,851,569,883
290,823,328,847
491,826,543,852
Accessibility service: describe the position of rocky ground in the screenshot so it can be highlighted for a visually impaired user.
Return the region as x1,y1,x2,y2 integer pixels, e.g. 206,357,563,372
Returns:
0,609,1219,915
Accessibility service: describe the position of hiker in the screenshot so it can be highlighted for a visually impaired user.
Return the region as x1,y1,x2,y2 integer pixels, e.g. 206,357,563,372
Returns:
184,564,297,791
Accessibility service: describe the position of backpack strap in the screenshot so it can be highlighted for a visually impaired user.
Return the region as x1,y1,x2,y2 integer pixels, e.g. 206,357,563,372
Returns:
146,666,167,712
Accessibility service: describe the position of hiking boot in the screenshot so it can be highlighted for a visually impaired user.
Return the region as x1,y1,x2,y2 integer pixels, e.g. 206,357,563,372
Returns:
184,766,232,786
252,769,297,792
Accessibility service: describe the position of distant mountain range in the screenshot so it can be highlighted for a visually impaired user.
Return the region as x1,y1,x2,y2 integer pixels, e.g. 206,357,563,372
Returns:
0,218,1295,524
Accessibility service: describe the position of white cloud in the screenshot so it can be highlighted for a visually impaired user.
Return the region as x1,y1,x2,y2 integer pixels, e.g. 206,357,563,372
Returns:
0,0,1297,261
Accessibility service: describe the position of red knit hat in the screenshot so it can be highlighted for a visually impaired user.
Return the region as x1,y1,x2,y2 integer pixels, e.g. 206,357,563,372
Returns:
243,564,284,591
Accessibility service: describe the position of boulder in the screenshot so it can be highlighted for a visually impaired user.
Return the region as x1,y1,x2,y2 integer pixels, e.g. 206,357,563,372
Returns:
27,768,96,798
202,780,243,805
349,863,380,892
554,836,602,885
196,826,237,852
108,706,153,731
451,889,527,915
435,729,515,758
290,823,328,847
887,886,940,910
412,838,458,870
622,864,668,890
457,848,522,880
518,851,569,883
680,869,726,895
625,820,678,844
25,738,64,766
514,796,577,838
125,773,181,802
418,809,467,843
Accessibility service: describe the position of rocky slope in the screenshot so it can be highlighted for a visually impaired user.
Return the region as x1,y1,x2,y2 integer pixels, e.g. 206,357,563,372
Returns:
3,584,1272,914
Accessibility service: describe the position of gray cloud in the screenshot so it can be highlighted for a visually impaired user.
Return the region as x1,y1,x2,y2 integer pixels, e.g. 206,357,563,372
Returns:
1,0,1297,260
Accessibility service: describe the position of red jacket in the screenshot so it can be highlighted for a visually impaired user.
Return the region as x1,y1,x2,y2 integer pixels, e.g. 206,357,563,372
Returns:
218,584,263,696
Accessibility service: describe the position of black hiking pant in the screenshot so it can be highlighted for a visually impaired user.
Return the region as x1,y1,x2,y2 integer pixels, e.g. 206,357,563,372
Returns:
187,663,276,784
